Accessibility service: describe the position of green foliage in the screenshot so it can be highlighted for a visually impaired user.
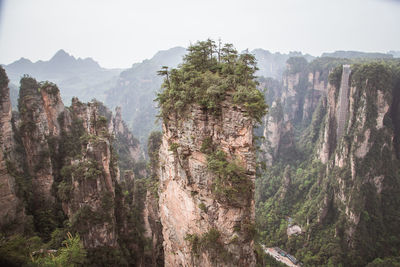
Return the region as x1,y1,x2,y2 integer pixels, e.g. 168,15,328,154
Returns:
147,131,162,173
200,137,214,154
113,178,149,266
18,75,40,105
0,65,10,90
198,202,207,212
207,149,252,206
286,57,308,74
70,206,102,234
328,65,343,90
168,142,179,153
95,115,108,129
57,181,73,202
256,59,400,266
185,228,230,262
156,39,267,123
34,232,87,267
145,178,159,199
58,115,86,159
147,131,162,154
47,228,68,249
233,85,268,123
0,234,42,266
71,160,103,181
366,257,400,266
39,81,60,97
268,100,284,122
310,57,351,83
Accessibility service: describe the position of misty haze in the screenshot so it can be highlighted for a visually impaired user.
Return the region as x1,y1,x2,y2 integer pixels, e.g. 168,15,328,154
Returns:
0,0,399,266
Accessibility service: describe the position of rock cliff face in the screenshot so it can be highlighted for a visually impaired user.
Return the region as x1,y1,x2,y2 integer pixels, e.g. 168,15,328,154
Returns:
318,63,400,247
18,78,64,202
58,98,118,248
261,58,331,164
143,131,164,266
0,71,151,265
0,67,24,229
113,106,142,162
158,97,256,266
256,59,400,266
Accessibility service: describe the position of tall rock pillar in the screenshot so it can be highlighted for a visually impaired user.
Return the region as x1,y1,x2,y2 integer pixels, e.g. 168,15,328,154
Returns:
159,96,256,266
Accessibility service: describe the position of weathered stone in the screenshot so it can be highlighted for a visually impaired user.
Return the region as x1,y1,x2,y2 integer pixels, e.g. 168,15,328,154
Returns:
159,99,256,267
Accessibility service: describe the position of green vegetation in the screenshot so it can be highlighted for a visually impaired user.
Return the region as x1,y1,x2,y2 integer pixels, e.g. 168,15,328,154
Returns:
199,135,254,206
33,232,87,267
156,39,267,123
0,232,87,267
207,149,251,206
185,228,230,262
0,66,10,91
256,59,400,266
328,65,343,91
147,131,162,171
3,74,154,266
198,202,207,212
286,57,308,74
39,81,60,97
168,142,179,153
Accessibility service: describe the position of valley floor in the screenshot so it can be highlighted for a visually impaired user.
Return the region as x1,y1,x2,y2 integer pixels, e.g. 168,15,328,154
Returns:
262,245,300,267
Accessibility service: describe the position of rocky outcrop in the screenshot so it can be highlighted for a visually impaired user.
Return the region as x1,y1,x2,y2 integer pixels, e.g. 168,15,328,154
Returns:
261,101,294,165
143,190,164,266
159,96,256,266
318,79,339,164
143,131,164,266
18,78,64,202
317,63,400,250
335,65,351,141
59,99,118,248
0,69,155,265
0,67,24,229
262,101,283,165
262,59,329,164
257,60,400,266
113,107,142,162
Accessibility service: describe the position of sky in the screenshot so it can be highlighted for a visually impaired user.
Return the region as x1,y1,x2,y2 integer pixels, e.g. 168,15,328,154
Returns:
0,0,399,69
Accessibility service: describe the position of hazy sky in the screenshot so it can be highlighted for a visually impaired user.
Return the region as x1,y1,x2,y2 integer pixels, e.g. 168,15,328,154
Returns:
0,0,399,68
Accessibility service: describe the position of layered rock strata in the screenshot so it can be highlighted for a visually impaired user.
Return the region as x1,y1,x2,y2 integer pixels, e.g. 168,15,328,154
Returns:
159,96,256,266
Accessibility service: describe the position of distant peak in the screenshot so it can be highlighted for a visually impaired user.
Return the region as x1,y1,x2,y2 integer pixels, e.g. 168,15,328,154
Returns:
17,57,32,64
51,49,74,61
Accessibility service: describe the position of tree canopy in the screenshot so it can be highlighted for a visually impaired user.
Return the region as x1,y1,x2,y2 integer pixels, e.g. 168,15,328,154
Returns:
155,39,267,123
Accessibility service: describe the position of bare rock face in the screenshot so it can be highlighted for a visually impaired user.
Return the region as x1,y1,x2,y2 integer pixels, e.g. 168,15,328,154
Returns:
0,66,24,229
318,79,339,164
159,97,256,267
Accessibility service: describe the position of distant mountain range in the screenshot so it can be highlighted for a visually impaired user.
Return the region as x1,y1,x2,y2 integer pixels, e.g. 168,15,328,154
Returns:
321,50,394,59
2,49,122,104
3,47,397,143
105,47,187,144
